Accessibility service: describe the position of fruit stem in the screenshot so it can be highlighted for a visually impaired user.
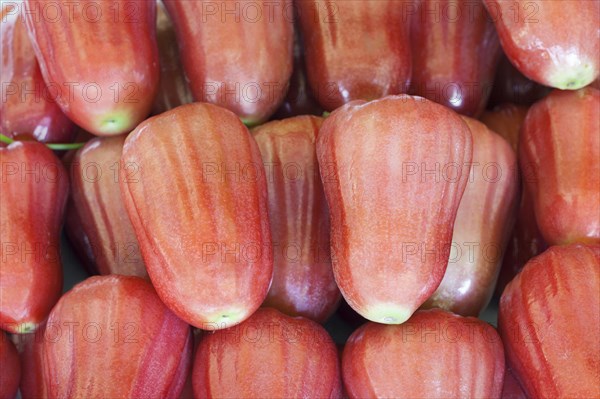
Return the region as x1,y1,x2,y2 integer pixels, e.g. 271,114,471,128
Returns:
0,133,86,150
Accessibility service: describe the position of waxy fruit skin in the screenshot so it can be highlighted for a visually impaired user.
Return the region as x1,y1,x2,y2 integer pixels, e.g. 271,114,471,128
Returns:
0,4,73,143
192,307,342,398
152,0,192,115
18,324,46,399
253,116,340,323
297,0,411,111
316,95,473,324
69,135,147,278
342,309,504,398
483,0,600,89
41,275,192,398
0,142,66,334
519,88,600,245
0,332,20,399
163,0,293,125
410,0,501,117
499,244,600,398
23,0,159,136
423,117,518,316
120,103,273,330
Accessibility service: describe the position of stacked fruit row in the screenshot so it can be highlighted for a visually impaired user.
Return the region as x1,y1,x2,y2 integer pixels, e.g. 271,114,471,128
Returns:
1,0,599,398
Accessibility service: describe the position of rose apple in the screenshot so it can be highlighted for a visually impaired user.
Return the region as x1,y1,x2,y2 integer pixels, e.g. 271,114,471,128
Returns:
480,103,528,152
67,135,147,277
410,0,501,116
0,141,66,334
484,0,599,89
520,88,600,245
41,275,192,398
23,0,159,135
499,244,600,398
317,95,472,324
120,103,273,329
342,309,505,398
488,55,551,107
0,332,20,399
297,0,411,111
252,116,340,323
192,307,342,398
163,0,293,125
0,2,73,143
423,117,518,316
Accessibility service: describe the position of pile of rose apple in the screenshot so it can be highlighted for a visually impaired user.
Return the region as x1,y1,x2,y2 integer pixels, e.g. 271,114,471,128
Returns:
0,0,599,398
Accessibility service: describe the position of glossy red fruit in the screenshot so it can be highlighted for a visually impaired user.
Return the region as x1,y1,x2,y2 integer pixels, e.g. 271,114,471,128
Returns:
0,332,20,399
152,0,192,115
499,244,600,398
484,0,599,89
298,0,411,111
273,26,323,119
410,0,500,116
343,309,504,398
480,103,528,152
41,275,192,398
0,3,73,143
317,95,472,324
120,103,273,330
24,0,159,135
18,326,46,399
192,307,342,398
252,116,340,323
163,0,293,125
423,117,518,316
0,141,66,334
488,54,551,107
520,88,600,245
68,135,147,277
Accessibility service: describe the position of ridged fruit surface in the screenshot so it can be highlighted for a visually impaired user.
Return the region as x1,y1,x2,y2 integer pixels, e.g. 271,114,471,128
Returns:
163,0,293,125
316,95,472,324
23,0,159,135
499,244,600,398
41,275,192,398
0,141,66,334
152,0,192,115
0,332,20,399
410,0,500,116
342,309,505,398
253,116,340,323
484,0,600,89
192,307,342,398
69,135,146,277
0,3,73,143
423,117,518,316
297,0,411,111
120,103,273,329
519,88,600,245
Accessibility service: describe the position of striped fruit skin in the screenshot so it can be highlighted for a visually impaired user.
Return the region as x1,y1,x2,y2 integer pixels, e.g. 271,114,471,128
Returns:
192,307,342,398
0,332,20,399
483,0,600,90
23,0,159,136
0,142,67,334
423,117,518,316
297,0,411,111
163,0,293,125
342,309,505,398
410,0,500,117
519,88,600,245
499,244,600,398
0,3,73,143
151,0,192,115
120,103,273,330
41,275,192,398
316,95,472,325
69,135,147,278
253,116,340,323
